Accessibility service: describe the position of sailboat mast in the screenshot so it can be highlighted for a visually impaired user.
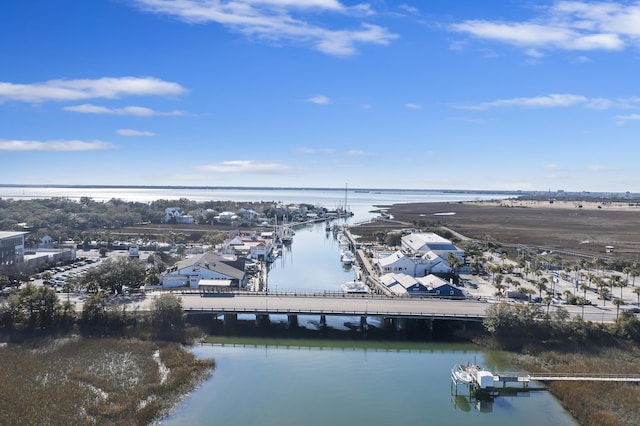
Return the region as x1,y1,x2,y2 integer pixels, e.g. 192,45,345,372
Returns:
344,182,348,215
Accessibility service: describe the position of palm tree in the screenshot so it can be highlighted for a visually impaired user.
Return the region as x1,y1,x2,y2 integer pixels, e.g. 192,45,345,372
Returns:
580,282,590,319
630,265,639,287
633,286,640,306
598,284,609,307
537,278,548,299
520,286,535,302
618,279,628,300
608,274,622,298
613,298,624,319
447,253,462,277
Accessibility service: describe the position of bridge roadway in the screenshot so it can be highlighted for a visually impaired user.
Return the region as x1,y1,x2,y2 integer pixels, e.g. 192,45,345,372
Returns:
181,293,485,320
153,292,619,323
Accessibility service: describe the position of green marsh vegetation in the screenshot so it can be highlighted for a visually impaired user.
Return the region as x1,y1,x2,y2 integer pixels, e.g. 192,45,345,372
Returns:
0,291,214,425
0,337,214,425
482,302,640,426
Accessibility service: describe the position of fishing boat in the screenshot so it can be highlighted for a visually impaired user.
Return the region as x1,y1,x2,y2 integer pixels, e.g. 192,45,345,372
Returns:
341,280,368,294
340,249,354,265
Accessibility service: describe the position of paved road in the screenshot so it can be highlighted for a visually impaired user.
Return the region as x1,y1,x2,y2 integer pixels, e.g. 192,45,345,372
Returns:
127,292,620,323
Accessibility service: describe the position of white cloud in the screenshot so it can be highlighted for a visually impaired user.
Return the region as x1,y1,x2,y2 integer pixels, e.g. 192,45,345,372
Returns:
615,113,640,125
293,146,334,155
0,139,115,151
64,104,183,116
543,163,562,170
587,164,617,172
459,93,588,110
194,160,292,174
404,103,422,109
0,76,186,103
132,0,397,56
345,149,376,157
450,1,637,54
398,4,419,15
117,129,156,136
306,95,330,104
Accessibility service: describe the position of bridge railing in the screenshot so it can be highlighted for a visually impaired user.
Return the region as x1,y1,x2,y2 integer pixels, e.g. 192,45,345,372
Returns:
144,287,488,302
183,306,484,319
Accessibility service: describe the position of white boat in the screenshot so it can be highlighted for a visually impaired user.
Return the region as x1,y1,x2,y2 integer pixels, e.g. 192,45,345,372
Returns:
341,280,368,294
452,365,473,384
341,250,354,265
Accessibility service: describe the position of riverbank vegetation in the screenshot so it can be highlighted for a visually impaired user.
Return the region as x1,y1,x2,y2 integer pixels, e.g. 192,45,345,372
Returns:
0,291,213,424
0,337,214,425
481,302,640,426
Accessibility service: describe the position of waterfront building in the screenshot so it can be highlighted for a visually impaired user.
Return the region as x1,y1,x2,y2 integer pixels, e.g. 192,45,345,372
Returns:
379,272,466,297
401,232,464,261
374,249,453,277
0,231,27,269
161,253,248,289
224,234,274,261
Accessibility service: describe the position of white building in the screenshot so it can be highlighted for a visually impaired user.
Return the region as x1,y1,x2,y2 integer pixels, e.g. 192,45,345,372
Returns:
224,234,273,261
376,251,416,275
161,253,248,289
401,232,464,261
374,249,453,277
164,207,194,224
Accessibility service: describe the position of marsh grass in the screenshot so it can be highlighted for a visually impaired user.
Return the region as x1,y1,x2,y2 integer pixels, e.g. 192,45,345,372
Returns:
0,337,214,425
515,341,640,426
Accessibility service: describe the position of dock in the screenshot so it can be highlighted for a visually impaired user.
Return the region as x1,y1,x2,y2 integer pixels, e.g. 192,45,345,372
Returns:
452,363,640,399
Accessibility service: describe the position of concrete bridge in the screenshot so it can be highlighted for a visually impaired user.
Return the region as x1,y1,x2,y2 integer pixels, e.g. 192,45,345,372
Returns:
181,292,486,322
151,292,622,325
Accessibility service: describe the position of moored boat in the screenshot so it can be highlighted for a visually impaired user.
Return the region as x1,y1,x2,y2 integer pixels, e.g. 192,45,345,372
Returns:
341,280,368,294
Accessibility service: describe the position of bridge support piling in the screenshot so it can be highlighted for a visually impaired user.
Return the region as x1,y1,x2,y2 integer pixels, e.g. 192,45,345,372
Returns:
320,315,327,328
256,314,270,327
360,316,368,332
287,314,299,329
224,313,238,335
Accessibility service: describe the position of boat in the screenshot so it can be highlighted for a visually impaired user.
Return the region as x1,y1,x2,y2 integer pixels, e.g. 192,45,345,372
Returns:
341,280,368,294
452,364,474,384
341,250,354,265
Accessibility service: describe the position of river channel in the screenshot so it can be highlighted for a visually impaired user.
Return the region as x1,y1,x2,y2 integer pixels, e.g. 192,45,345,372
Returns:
154,189,576,425
1,186,578,424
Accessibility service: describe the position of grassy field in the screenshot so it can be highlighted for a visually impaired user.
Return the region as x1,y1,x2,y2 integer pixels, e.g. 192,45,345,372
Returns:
0,336,214,425
353,200,640,260
513,340,640,426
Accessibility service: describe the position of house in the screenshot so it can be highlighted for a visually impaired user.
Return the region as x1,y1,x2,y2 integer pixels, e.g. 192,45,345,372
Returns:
417,274,466,298
39,234,55,248
414,251,452,276
401,232,464,262
224,234,273,261
161,253,248,289
379,273,430,296
164,207,194,224
374,249,453,277
375,251,416,275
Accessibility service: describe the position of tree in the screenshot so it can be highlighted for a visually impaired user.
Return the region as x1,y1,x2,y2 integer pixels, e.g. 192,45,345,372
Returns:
634,286,640,306
447,253,462,276
80,257,147,295
580,282,590,319
598,284,609,307
536,278,548,299
613,298,624,319
150,293,185,340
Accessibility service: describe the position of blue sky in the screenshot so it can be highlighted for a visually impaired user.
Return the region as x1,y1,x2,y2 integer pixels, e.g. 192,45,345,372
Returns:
1,0,640,192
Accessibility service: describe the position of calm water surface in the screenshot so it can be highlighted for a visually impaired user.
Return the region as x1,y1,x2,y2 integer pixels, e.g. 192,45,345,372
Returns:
160,344,576,426
3,186,575,424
